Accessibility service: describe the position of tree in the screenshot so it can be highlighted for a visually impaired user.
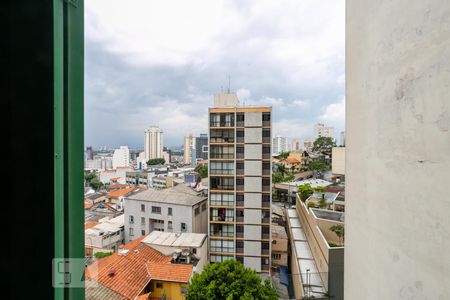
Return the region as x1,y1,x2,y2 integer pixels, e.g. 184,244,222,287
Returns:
277,164,286,176
298,184,315,202
89,177,103,191
186,259,278,300
195,165,208,178
330,224,345,245
308,160,328,173
147,158,165,165
277,151,290,159
313,136,336,153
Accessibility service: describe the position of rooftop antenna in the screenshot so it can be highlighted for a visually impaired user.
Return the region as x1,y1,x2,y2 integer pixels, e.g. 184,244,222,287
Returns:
227,75,231,93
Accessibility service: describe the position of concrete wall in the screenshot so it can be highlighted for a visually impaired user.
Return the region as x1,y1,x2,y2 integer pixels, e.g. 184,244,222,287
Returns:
331,147,345,175
244,128,262,143
244,144,262,159
346,1,450,299
244,160,262,176
244,176,262,192
244,193,261,208
245,112,262,127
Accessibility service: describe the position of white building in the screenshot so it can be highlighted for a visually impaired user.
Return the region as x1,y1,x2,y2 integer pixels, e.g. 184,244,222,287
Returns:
340,131,345,146
124,184,208,243
273,136,289,155
85,215,125,255
144,126,163,161
291,139,302,151
314,123,335,140
112,146,130,169
184,134,195,165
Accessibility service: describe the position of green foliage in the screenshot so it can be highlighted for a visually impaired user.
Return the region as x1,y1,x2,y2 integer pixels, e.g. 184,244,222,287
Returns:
308,160,328,172
307,202,317,208
330,224,345,245
195,165,208,178
317,197,328,208
186,259,278,300
277,151,290,159
95,252,113,259
313,137,336,152
277,164,286,175
328,242,339,247
90,177,103,191
84,172,97,183
298,184,314,202
147,158,166,165
272,173,295,184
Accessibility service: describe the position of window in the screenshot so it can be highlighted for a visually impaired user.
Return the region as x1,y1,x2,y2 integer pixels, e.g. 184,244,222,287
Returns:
152,206,161,214
129,228,134,236
262,112,271,122
156,282,163,289
168,221,173,229
181,286,187,294
210,255,233,263
236,240,244,248
210,129,234,143
168,207,172,215
236,113,244,122
210,161,234,174
236,178,244,186
210,239,234,253
181,223,187,232
141,217,145,225
210,224,234,237
202,203,207,211
195,207,200,215
210,208,234,222
262,178,270,186
236,146,244,153
210,145,234,158
129,215,134,224
262,162,271,170
262,242,270,249
210,113,234,127
262,145,271,154
140,204,145,212
272,253,281,260
262,128,271,137
141,230,145,236
210,177,234,190
210,193,234,206
236,129,244,137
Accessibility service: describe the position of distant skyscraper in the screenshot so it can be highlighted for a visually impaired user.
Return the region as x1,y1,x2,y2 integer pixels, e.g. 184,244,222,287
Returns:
291,139,302,151
183,134,195,165
112,146,130,169
208,93,272,274
314,123,335,140
273,136,289,154
340,131,345,146
195,134,208,161
144,126,163,161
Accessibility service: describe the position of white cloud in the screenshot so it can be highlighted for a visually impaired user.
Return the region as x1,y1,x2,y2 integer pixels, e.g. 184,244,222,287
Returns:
321,97,345,122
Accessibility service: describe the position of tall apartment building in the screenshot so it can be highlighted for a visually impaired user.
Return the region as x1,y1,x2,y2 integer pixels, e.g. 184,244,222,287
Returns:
208,93,272,274
112,146,130,169
183,134,194,165
291,139,302,151
314,123,335,140
195,133,209,161
273,136,288,155
144,126,163,161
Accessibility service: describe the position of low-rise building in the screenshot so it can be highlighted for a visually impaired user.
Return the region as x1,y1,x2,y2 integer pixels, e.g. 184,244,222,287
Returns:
287,192,345,300
85,215,125,256
105,186,137,211
124,184,208,243
142,231,208,273
271,224,288,267
85,237,193,300
151,176,174,189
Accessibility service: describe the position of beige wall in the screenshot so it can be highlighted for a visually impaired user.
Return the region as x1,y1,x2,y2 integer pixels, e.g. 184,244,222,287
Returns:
346,1,450,299
331,147,345,175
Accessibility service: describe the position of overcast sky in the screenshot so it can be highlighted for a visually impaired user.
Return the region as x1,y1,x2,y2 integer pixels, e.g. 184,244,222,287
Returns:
85,0,345,148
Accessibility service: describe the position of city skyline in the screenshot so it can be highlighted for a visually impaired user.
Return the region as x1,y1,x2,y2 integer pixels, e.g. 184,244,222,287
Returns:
85,0,345,148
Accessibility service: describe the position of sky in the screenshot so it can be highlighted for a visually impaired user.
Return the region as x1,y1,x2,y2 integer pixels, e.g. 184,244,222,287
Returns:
85,0,345,148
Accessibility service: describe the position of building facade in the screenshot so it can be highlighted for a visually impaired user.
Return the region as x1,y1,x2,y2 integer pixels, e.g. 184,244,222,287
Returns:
124,184,208,243
112,146,130,169
314,123,335,140
291,139,302,151
195,133,209,161
208,93,272,274
144,126,163,161
273,136,289,155
183,134,194,165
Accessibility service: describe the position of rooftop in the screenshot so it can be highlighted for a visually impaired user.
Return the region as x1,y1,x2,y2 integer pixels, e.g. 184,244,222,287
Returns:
106,186,136,198
271,224,288,240
311,208,345,222
142,231,207,248
126,184,206,206
85,215,124,236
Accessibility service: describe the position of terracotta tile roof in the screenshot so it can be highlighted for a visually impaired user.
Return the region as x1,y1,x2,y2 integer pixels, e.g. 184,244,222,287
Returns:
86,237,172,299
110,177,121,181
85,221,100,229
85,278,127,300
136,293,151,300
286,157,300,164
85,201,93,210
109,183,127,190
106,187,136,199
146,262,192,283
